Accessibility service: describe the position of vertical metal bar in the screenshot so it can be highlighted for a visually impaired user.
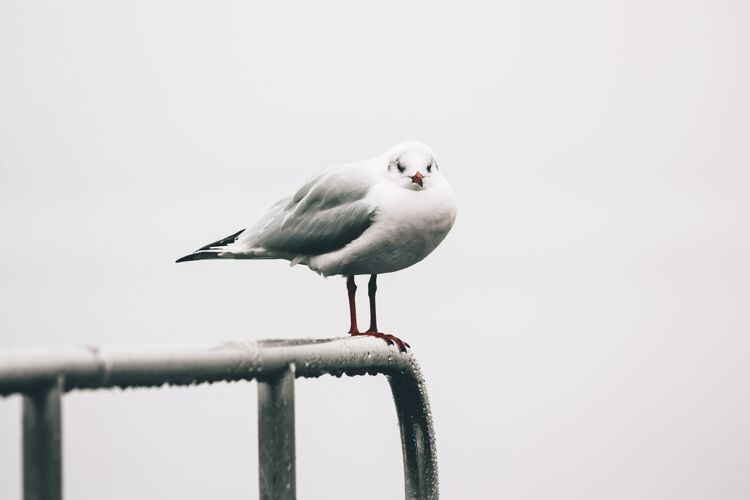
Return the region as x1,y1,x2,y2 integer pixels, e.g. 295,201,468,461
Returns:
389,371,439,500
258,365,296,500
23,377,63,500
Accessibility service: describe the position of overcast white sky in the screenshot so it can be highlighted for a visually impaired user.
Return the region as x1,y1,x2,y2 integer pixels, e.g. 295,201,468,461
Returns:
1,1,749,499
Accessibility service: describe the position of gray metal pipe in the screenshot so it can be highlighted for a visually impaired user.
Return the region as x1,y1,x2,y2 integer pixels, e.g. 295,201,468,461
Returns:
22,377,63,500
258,365,296,500
0,337,439,500
0,338,414,393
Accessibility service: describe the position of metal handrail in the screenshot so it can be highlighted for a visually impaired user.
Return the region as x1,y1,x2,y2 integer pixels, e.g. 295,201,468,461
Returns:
0,337,439,500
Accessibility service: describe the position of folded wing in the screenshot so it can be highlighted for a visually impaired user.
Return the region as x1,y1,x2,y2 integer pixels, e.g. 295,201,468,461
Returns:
177,164,377,262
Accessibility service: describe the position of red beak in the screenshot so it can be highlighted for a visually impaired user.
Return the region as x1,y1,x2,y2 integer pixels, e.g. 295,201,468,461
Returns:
410,171,424,187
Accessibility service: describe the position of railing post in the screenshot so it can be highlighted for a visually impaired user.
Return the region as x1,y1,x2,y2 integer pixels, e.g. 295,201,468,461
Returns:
389,371,439,500
258,365,296,500
23,377,64,500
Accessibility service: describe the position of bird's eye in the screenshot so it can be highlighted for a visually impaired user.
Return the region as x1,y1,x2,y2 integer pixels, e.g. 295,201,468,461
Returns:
427,164,433,173
396,162,405,173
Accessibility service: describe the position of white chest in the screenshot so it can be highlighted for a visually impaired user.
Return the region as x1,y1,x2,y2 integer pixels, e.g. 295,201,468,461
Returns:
350,179,457,274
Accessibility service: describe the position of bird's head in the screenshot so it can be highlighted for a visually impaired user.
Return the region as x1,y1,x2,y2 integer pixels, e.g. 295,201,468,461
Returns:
384,142,440,191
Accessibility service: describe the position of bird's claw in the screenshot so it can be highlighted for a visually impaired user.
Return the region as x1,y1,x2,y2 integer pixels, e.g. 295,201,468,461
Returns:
351,331,410,353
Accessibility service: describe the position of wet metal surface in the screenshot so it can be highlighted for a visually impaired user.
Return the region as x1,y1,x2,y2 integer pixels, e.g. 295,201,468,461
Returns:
258,365,296,500
0,337,439,500
22,378,63,500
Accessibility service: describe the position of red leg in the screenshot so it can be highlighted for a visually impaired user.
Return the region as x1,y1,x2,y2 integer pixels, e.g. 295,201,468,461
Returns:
353,274,410,353
366,274,378,333
347,276,359,334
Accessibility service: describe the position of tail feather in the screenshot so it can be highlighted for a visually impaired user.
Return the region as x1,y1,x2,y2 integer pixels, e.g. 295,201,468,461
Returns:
176,229,246,263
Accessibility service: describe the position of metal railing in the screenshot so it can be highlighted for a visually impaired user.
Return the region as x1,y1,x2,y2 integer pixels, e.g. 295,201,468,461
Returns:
0,337,439,500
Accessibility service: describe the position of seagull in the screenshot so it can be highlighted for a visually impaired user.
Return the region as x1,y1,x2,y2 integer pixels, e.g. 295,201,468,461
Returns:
176,142,457,351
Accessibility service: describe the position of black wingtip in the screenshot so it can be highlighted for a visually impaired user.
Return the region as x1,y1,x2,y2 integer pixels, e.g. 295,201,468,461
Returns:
175,252,221,263
198,229,245,251
177,229,245,263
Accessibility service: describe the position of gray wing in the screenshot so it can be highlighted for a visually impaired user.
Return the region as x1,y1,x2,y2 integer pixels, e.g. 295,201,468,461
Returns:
238,164,376,257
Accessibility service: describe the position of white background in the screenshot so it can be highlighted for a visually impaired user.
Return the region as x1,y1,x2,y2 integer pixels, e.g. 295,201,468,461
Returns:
1,1,748,499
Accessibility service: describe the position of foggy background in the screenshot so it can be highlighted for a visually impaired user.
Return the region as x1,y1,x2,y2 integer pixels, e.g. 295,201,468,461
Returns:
1,1,748,499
